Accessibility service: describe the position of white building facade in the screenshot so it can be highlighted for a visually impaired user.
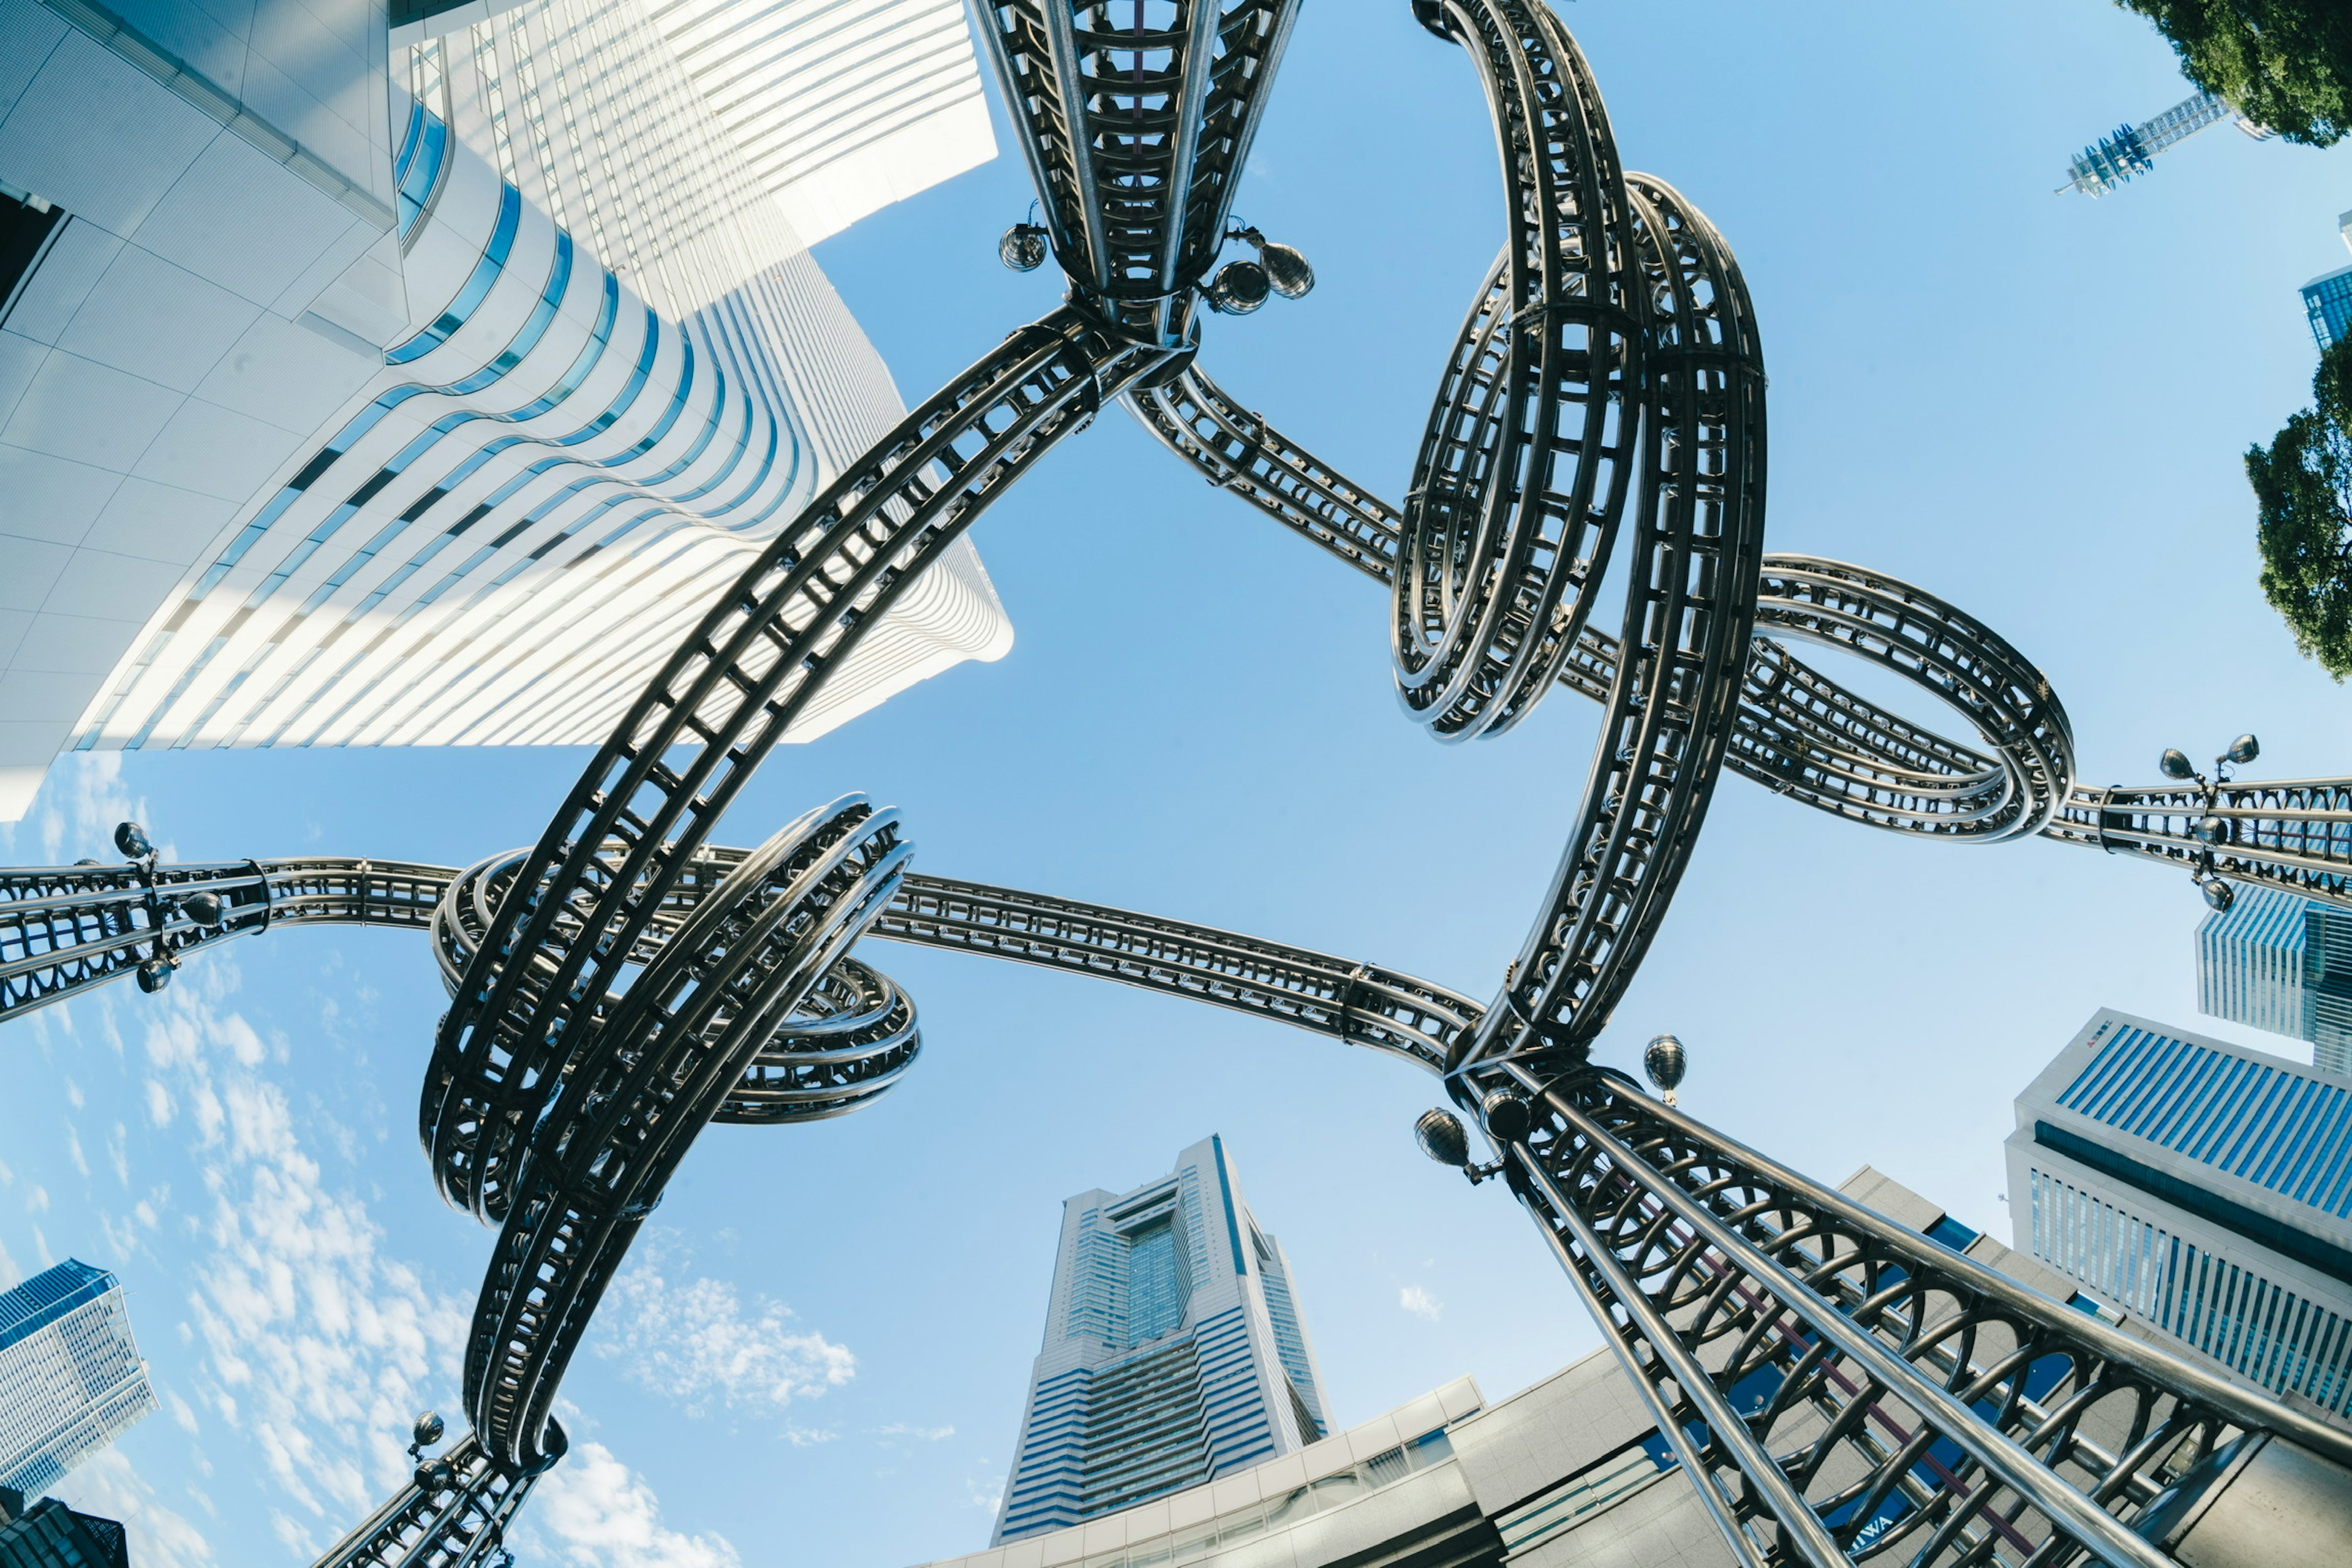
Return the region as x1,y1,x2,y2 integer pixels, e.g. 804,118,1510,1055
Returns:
2007,1008,2352,1423
0,0,1004,818
0,1259,157,1495
996,1137,1332,1545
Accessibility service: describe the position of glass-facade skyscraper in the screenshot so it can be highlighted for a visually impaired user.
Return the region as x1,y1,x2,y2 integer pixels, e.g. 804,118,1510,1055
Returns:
993,1137,1329,1545
0,1261,157,1496
2196,883,2352,1077
2298,209,2352,349
2005,1009,2352,1420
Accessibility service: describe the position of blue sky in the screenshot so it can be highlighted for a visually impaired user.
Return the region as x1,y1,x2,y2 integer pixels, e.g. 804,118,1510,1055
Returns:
4,3,2352,1566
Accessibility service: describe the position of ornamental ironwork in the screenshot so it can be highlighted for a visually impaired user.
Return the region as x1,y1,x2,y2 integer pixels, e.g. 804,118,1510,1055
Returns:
6,4,2352,1566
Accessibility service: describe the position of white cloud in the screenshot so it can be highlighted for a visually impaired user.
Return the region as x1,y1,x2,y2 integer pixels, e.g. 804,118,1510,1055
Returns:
1400,1285,1443,1322
592,1243,853,1418
35,752,149,867
51,1449,214,1568
529,1441,742,1568
26,1185,48,1213
873,1424,954,1442
94,957,472,1539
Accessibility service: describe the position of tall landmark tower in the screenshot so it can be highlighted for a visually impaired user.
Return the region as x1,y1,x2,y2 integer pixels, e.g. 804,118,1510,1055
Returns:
0,1261,157,1496
2059,91,2269,197
993,1137,1329,1545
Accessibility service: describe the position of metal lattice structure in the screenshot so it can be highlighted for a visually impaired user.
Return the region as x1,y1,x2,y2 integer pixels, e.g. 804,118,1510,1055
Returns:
6,3,2352,1565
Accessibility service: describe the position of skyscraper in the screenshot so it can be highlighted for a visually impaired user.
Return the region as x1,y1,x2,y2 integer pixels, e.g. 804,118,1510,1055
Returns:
2196,883,2352,1077
993,1137,1329,1545
0,1261,157,1496
0,0,1008,818
2059,90,2269,197
2005,1009,2352,1421
2300,211,2352,350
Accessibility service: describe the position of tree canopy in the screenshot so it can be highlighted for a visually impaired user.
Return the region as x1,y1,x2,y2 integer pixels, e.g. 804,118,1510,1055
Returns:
2250,337,2352,679
2119,1,2352,146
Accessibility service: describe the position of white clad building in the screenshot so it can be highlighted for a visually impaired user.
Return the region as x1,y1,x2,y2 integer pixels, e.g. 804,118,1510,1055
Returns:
0,0,1006,820
2007,1008,2352,1423
0,1259,157,1496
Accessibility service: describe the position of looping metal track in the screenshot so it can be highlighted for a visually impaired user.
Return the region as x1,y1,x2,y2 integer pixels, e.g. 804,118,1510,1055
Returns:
10,5,2352,1566
1393,1,1645,742
10,830,2352,1564
464,797,910,1472
1464,170,1766,1067
428,306,1166,1226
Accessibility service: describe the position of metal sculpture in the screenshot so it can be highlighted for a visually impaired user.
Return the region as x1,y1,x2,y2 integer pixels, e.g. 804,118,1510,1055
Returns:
9,3,2352,1566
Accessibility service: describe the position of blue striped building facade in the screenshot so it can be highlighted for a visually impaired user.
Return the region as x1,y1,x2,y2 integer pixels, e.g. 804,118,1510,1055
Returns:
2007,1009,2352,1418
2198,884,2352,1078
993,1137,1329,1544
0,1261,156,1496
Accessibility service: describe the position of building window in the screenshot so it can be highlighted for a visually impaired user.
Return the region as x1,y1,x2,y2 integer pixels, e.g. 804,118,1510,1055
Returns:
0,182,66,330
1925,1213,1980,1253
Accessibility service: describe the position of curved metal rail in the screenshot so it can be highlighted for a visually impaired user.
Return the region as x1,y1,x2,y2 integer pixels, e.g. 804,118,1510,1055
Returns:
308,1429,554,1568
1464,171,1766,1067
8,3,2351,1566
10,840,2350,1567
428,308,1167,1227
1391,4,1643,742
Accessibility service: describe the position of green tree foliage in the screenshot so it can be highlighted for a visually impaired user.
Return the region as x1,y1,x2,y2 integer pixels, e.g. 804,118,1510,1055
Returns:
2249,337,2352,679
2117,1,2352,146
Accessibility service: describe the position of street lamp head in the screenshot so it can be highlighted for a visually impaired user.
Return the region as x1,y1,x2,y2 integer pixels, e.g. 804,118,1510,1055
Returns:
997,223,1048,273
134,960,172,994
2193,815,2230,846
2201,878,2236,913
412,1411,445,1449
2159,748,2195,781
1256,239,1315,299
113,821,153,859
1643,1034,1687,1105
1413,1107,1469,1168
412,1457,456,1494
2225,734,2260,766
179,891,226,928
1205,260,1270,314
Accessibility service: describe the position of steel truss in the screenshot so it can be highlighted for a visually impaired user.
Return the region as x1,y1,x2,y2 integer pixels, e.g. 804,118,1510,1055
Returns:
7,839,2350,1566
307,1430,554,1568
6,4,2352,1566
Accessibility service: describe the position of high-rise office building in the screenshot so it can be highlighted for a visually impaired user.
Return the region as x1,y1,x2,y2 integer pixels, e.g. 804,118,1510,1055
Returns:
2300,211,2352,350
919,1169,2102,1568
2005,1009,2352,1422
2196,883,2352,1078
0,0,1007,819
993,1137,1330,1545
2059,91,2269,198
0,1261,157,1496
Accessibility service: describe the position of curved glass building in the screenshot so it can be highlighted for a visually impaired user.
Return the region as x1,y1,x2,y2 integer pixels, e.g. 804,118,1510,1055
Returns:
0,0,1006,816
